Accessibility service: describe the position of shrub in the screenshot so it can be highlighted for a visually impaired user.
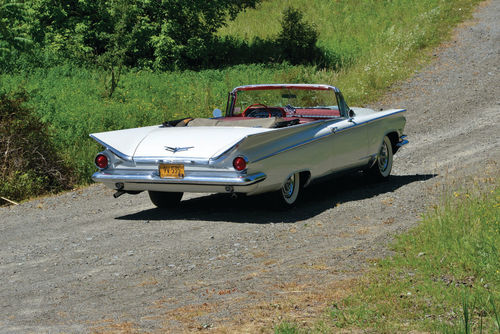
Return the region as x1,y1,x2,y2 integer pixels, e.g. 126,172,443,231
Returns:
0,90,75,202
277,7,318,64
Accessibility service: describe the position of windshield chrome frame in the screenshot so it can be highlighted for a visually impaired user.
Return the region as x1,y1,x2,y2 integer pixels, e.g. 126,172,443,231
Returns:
225,84,349,118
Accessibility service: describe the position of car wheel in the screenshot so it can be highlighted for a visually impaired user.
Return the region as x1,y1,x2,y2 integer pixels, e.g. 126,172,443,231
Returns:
274,172,301,208
148,191,183,208
368,136,393,180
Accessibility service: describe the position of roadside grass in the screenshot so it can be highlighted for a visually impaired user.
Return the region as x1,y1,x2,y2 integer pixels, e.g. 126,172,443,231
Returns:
219,0,483,100
0,0,482,199
220,0,479,46
275,177,500,333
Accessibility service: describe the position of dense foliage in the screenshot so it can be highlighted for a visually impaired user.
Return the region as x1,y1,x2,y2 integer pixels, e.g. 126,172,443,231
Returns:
0,1,31,66
0,0,335,73
0,90,74,201
0,0,262,71
0,0,282,70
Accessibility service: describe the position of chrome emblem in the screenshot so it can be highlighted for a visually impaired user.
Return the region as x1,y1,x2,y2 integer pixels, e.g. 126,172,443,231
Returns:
164,146,194,153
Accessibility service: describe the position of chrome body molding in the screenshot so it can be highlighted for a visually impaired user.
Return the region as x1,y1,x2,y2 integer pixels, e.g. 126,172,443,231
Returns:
252,124,336,164
334,109,407,134
231,84,340,94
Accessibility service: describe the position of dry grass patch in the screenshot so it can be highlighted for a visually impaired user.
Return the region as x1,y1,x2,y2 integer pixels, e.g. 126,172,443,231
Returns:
137,277,159,287
218,279,357,333
90,319,140,334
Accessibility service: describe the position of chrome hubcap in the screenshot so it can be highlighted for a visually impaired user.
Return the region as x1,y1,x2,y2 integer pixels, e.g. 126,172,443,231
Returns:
378,142,389,172
282,174,295,199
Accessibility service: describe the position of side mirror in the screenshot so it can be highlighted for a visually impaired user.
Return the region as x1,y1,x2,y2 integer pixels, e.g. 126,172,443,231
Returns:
212,108,223,118
348,109,356,123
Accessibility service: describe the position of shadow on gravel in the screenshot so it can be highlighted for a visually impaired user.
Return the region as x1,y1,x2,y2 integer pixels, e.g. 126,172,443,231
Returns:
117,173,436,224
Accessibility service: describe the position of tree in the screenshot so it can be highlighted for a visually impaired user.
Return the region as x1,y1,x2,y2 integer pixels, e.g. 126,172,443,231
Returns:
0,1,32,67
146,0,260,70
277,7,318,64
97,0,136,97
3,0,261,71
26,0,112,63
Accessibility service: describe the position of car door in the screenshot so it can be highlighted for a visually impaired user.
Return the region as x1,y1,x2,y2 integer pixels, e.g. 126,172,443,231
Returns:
324,117,370,172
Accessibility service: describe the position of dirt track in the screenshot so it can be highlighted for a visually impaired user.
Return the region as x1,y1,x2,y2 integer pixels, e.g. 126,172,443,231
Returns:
1,1,499,332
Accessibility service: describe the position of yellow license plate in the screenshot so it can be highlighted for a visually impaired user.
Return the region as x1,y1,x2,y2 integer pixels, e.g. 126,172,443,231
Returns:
159,164,184,179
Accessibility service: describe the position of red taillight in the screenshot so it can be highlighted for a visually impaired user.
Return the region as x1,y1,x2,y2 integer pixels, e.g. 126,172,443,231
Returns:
95,154,109,169
233,157,247,171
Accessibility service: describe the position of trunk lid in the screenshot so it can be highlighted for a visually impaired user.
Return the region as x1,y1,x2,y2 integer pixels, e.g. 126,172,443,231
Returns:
91,125,273,161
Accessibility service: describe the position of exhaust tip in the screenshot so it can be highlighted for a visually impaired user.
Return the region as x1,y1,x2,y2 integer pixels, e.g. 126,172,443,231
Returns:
113,190,126,198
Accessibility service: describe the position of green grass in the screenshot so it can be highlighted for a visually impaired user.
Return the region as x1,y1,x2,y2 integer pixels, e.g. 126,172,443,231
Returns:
332,182,500,332
275,179,500,333
221,0,472,45
220,0,482,99
0,0,482,195
275,322,301,334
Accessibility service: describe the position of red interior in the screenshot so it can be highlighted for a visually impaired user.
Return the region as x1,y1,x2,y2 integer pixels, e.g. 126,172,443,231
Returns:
224,107,341,124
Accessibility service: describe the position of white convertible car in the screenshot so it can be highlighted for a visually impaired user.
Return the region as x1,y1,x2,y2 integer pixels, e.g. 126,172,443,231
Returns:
91,84,407,208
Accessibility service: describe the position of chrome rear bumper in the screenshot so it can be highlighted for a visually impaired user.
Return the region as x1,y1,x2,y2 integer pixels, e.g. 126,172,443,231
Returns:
92,171,267,194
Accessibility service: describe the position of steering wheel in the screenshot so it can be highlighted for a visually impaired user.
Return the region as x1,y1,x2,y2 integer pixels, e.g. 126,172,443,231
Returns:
242,103,271,117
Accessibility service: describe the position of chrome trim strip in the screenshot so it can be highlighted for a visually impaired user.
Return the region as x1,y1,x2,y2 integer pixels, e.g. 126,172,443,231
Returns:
92,172,266,186
252,130,335,163
89,135,133,161
252,109,406,163
334,109,406,134
293,114,340,119
210,137,245,163
209,121,323,165
231,84,340,94
133,157,209,164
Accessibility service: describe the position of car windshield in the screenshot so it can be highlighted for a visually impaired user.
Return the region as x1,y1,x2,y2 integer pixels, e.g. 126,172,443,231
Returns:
233,88,338,115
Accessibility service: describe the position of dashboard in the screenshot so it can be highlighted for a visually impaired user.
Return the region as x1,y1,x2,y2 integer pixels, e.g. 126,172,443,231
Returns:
245,107,285,118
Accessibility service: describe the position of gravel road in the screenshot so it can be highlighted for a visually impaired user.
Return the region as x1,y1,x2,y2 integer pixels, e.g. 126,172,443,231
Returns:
1,1,499,332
